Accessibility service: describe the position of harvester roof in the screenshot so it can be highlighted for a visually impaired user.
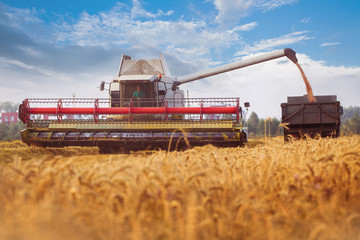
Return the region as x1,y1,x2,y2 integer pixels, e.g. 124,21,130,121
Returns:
118,58,165,76
116,74,155,81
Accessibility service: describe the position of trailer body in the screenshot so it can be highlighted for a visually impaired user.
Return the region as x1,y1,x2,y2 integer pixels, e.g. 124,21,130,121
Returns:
281,95,342,140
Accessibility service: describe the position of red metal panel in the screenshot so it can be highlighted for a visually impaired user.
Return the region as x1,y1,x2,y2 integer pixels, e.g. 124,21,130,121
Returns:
19,98,241,124
25,106,237,115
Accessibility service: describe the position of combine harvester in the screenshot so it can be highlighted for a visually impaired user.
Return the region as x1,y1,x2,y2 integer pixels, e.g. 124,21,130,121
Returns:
19,48,301,153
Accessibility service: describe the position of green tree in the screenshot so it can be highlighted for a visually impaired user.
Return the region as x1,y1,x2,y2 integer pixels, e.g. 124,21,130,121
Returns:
341,106,360,135
254,118,282,137
0,101,18,113
257,119,265,137
0,122,25,141
0,123,10,141
246,112,259,137
342,106,360,121
269,118,283,136
349,112,360,134
246,112,284,137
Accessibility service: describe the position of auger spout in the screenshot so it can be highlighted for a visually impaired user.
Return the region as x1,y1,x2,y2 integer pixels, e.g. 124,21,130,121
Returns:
172,48,298,91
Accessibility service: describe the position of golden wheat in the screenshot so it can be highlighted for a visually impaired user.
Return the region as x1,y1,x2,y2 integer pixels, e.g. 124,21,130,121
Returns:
0,136,360,240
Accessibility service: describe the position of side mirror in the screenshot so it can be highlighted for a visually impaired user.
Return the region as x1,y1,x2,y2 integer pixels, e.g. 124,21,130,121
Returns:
100,81,105,91
339,106,343,115
244,102,250,108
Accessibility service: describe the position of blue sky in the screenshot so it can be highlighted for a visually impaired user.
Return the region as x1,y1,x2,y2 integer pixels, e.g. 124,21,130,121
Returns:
0,0,359,117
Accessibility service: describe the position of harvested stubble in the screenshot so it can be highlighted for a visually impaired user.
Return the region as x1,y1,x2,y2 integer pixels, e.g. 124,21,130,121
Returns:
0,136,360,240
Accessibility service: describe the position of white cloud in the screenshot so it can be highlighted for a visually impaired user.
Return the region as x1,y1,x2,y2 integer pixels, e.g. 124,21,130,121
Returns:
213,0,297,26
16,46,43,57
230,22,258,32
131,0,173,18
0,57,34,70
300,17,311,24
0,57,73,81
54,2,245,66
235,31,313,56
0,3,54,43
214,0,253,23
320,42,340,47
259,0,298,10
2,5,42,27
0,58,109,103
185,53,360,118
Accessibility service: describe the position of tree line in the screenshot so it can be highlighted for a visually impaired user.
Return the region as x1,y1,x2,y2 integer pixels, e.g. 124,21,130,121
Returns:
0,101,19,113
245,105,360,137
0,122,25,141
245,112,283,138
0,101,25,141
341,106,360,135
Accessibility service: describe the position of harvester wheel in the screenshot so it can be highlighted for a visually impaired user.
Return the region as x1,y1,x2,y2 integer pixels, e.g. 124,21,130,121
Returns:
239,130,247,146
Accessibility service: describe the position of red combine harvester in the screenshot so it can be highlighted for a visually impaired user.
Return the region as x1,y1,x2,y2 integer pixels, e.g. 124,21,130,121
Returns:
19,48,299,153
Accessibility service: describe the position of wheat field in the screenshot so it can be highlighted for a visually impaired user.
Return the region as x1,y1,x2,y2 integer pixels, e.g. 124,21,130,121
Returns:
0,136,360,240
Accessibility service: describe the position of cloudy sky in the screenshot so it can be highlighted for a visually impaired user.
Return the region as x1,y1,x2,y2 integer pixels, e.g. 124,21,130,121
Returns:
0,0,359,118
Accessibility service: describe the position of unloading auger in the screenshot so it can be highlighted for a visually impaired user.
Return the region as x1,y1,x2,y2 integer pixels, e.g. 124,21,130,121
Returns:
19,48,298,153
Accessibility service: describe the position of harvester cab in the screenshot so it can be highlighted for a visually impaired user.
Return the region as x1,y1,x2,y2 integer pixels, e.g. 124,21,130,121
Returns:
102,54,184,109
19,48,299,153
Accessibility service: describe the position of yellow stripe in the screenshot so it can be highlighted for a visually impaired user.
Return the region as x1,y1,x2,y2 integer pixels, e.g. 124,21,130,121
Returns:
48,121,235,130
